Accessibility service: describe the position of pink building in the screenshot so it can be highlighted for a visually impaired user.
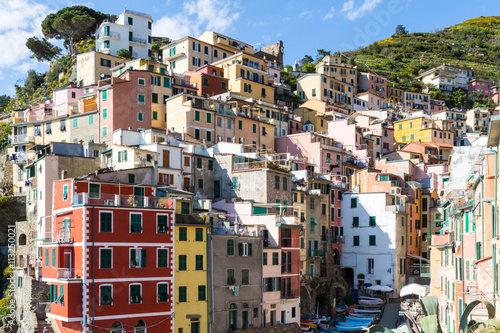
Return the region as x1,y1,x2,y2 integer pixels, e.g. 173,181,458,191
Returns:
99,70,152,143
358,72,387,99
326,119,371,167
353,113,395,157
52,86,87,115
275,132,344,176
491,85,499,104
468,79,494,97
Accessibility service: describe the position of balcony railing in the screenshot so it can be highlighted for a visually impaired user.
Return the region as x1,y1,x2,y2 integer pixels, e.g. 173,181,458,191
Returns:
57,267,84,279
73,193,174,209
131,37,147,45
332,235,344,243
10,134,34,144
385,205,405,213
281,288,299,299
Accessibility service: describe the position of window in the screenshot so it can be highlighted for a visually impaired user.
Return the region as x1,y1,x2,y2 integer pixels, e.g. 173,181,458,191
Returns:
227,239,234,255
62,184,68,200
353,217,359,227
242,269,249,285
227,269,236,285
102,126,108,137
178,255,187,271
100,285,112,305
194,110,200,121
275,175,280,189
338,209,341,218
100,212,112,232
157,249,168,268
369,216,376,227
369,235,376,246
45,249,49,267
128,17,133,25
353,236,360,246
179,227,187,241
72,118,78,129
158,283,169,302
130,214,142,233
338,191,343,200
238,120,243,130
198,285,206,301
231,177,238,189
252,124,257,133
178,286,187,302
368,258,374,274
198,178,204,189
100,57,111,66
195,228,203,241
310,197,315,210
351,198,357,208
208,160,214,171
195,255,203,270
239,243,253,256
203,77,209,87
89,183,100,199
130,248,146,268
157,215,169,234
100,248,112,269
222,81,227,91
138,112,143,121
196,157,202,168
152,93,158,104
206,112,212,124
273,252,279,265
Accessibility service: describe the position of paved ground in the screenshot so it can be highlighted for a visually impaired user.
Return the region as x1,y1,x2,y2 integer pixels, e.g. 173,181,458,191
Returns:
378,301,401,329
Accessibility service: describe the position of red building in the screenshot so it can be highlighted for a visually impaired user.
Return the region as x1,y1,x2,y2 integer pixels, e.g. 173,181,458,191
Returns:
278,225,301,299
43,178,175,333
468,79,494,97
184,64,229,97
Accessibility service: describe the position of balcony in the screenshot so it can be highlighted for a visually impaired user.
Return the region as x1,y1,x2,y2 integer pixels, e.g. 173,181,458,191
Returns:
73,193,174,209
232,159,290,172
130,37,147,45
332,235,345,243
10,134,34,145
320,142,343,153
281,289,299,299
276,216,298,225
385,205,405,213
57,267,84,279
97,31,120,39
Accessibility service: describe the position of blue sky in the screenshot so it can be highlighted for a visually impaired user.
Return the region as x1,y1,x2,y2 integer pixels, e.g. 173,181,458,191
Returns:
0,0,498,97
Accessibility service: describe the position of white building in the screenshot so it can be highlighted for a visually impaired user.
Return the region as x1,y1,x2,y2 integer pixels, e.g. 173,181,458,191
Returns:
95,9,153,59
341,192,406,295
417,64,474,92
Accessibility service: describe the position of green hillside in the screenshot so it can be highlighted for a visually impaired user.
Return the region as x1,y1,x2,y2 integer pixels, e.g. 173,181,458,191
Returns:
346,16,500,89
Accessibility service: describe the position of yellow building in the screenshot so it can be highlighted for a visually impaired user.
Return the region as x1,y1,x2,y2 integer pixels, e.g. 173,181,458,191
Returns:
394,116,454,145
296,74,354,113
174,199,210,333
315,55,358,87
212,53,275,104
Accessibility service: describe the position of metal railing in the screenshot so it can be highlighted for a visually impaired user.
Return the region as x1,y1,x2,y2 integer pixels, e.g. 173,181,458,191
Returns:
132,37,147,45
57,267,84,279
73,193,174,209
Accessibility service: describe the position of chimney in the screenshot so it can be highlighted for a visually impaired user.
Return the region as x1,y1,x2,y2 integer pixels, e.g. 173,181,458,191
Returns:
61,170,68,179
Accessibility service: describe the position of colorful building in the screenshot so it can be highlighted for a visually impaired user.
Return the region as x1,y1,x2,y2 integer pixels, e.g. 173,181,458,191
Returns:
394,116,454,145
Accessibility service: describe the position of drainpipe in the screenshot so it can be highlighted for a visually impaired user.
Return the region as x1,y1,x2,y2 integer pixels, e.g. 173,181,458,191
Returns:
207,230,212,333
491,147,498,306
208,232,214,332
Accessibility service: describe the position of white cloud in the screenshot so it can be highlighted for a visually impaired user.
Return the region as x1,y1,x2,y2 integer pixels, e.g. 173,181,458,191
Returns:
323,6,335,21
0,0,49,71
341,0,383,20
153,0,240,40
299,10,313,19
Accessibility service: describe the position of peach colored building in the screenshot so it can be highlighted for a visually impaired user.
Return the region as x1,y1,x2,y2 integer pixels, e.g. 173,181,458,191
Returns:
99,70,153,144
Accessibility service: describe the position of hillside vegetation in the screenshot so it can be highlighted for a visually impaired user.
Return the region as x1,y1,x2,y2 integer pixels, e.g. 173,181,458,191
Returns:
346,16,500,89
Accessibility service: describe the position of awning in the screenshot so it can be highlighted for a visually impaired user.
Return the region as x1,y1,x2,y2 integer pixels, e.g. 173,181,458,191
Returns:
400,283,429,297
30,144,49,151
407,253,430,263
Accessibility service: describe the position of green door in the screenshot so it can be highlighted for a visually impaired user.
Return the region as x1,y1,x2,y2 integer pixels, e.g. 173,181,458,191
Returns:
133,187,145,207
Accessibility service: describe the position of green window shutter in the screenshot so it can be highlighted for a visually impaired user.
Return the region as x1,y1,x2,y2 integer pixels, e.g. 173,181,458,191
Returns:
276,199,280,212
242,269,249,285
196,255,203,270
89,183,100,198
238,243,243,256
158,249,168,268
118,151,121,162
248,243,252,256
231,177,238,189
89,115,93,125
314,241,318,256
195,228,203,241
351,198,357,208
179,227,187,241
158,283,169,302
163,77,170,87
179,255,187,270
198,285,206,301
124,150,127,161
379,175,388,181
179,286,187,302
227,239,234,255
153,111,158,120
369,235,376,246
63,185,68,200
206,113,212,123
101,249,112,269
369,216,376,226
52,248,56,267
45,249,49,267
263,252,268,265
140,249,147,268
353,236,359,246
273,252,279,265
130,214,142,233
102,90,107,100
208,160,213,170
465,212,470,233
353,217,359,227
157,215,169,233
195,110,200,121
283,200,287,213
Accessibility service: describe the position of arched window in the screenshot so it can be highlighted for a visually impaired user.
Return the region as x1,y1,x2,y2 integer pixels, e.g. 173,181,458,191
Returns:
229,303,237,331
134,320,146,333
18,234,27,246
111,322,123,333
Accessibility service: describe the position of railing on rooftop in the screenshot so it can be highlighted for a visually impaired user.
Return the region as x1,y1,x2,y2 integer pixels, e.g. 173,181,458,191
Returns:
233,159,290,172
73,193,174,209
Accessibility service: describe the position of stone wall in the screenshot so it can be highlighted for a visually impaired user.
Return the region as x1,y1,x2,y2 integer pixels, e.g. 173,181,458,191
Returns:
14,272,49,333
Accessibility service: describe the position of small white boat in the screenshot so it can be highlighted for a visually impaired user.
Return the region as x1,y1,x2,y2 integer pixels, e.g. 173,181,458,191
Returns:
358,298,384,305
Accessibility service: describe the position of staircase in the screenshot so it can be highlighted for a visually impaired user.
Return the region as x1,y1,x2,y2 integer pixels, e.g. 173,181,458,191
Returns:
37,319,55,333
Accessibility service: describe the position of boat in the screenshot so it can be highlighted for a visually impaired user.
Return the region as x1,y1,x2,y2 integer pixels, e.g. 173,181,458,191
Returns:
335,324,368,331
358,297,384,305
350,314,376,319
354,308,381,314
336,305,349,313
